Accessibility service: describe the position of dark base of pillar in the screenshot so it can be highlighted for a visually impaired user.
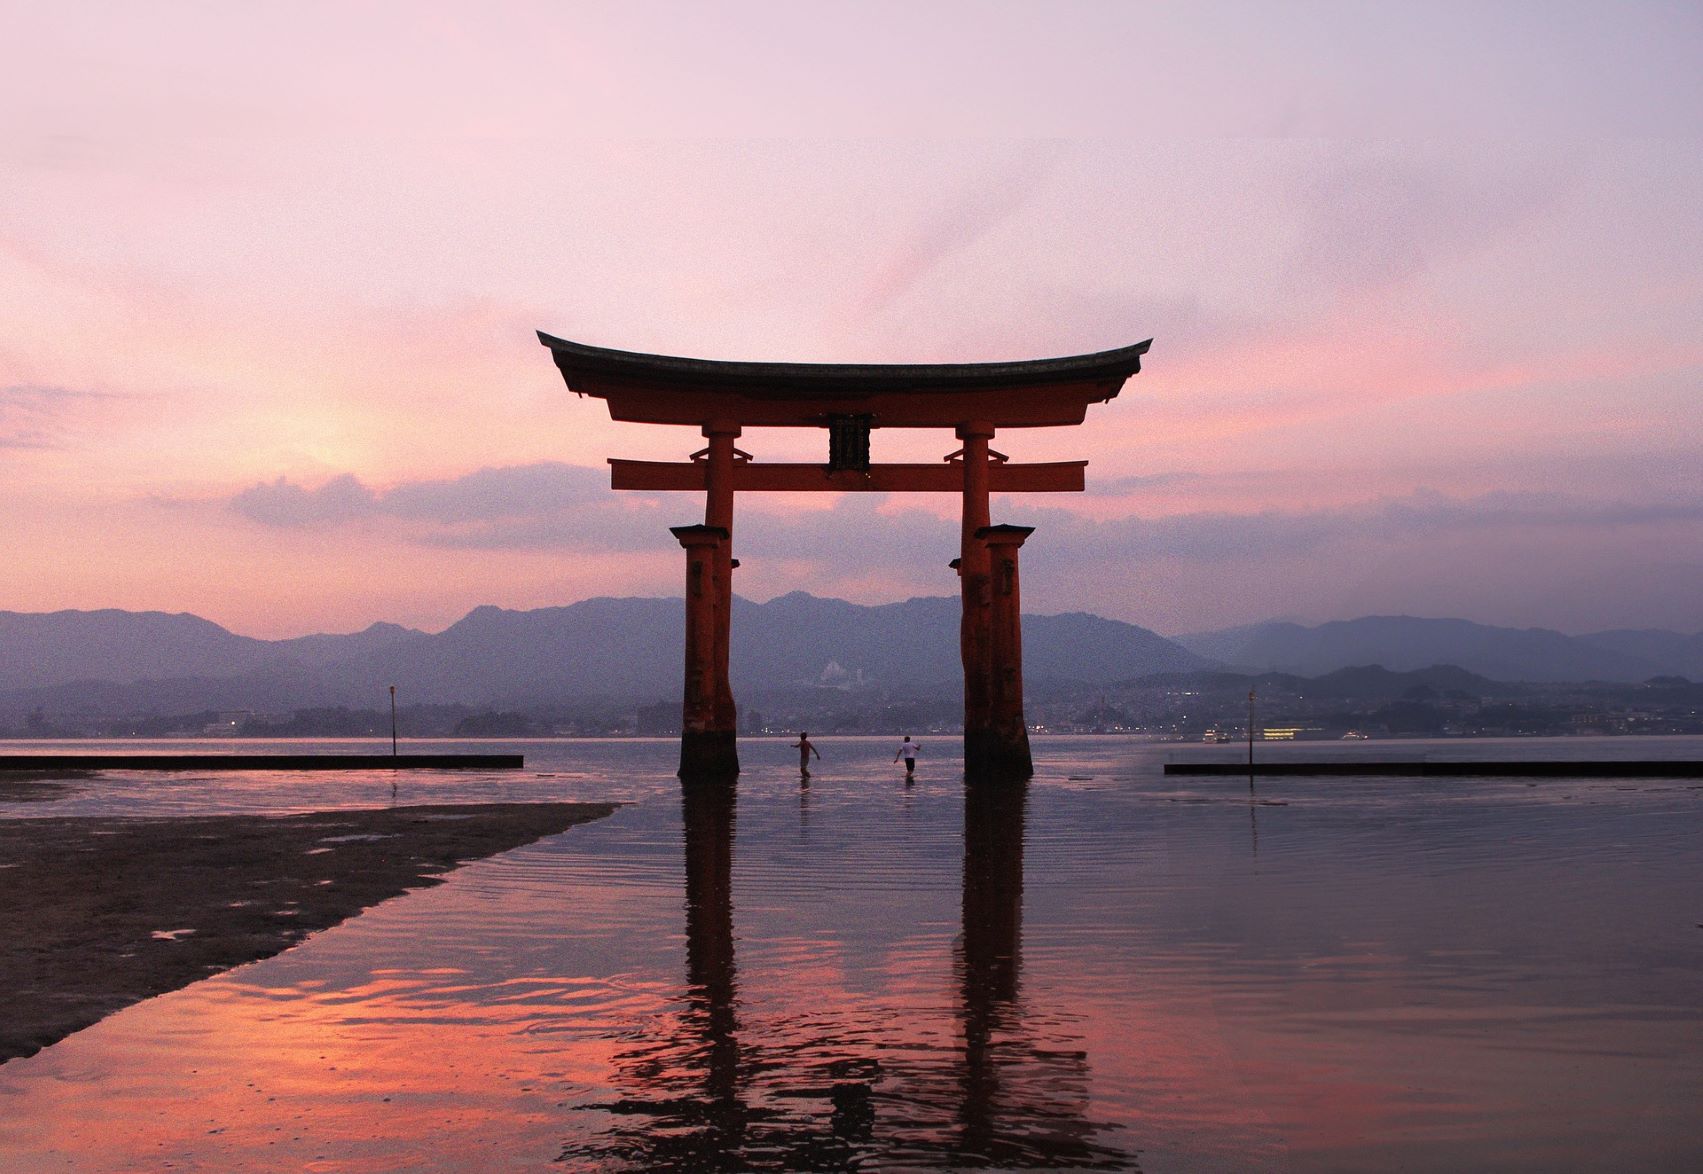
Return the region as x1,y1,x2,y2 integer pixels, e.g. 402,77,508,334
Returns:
963,726,1033,781
679,729,740,780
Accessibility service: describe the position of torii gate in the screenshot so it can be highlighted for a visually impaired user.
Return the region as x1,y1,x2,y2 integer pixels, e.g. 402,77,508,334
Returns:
538,333,1150,780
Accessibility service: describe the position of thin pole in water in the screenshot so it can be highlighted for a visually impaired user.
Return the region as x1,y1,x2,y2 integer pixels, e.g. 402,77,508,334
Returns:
1247,688,1256,793
389,685,398,758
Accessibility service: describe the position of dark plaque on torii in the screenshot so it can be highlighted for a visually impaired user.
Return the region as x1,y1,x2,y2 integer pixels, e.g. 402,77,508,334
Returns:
538,332,1151,781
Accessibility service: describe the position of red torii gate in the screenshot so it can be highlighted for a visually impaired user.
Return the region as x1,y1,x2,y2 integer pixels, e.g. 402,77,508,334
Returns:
538,333,1150,780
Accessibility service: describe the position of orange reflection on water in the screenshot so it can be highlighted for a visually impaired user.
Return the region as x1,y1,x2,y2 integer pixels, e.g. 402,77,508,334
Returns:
0,965,636,1171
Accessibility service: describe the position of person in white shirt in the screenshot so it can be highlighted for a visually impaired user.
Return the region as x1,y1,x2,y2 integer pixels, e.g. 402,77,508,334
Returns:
894,735,919,779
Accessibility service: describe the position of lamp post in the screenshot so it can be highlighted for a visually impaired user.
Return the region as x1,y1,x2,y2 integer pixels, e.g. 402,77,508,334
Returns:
389,685,398,758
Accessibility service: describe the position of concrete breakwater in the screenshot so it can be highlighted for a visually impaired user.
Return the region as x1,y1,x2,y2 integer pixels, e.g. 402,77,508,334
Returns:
0,753,523,771
1166,759,1703,777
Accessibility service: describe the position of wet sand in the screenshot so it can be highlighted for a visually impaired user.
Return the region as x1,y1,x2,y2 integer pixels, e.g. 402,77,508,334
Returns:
0,770,90,801
0,801,616,1064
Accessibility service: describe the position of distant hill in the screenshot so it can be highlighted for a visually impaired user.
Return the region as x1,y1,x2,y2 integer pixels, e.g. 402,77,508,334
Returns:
272,621,431,669
1300,663,1502,700
1174,615,1699,683
1575,629,1703,679
1131,663,1507,701
0,610,280,690
731,593,1204,693
0,594,1206,715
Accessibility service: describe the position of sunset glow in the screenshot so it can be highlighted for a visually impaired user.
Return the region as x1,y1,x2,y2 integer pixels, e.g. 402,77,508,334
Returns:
4,3,1699,638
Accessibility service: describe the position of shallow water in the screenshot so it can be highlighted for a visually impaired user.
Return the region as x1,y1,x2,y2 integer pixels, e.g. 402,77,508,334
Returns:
1,736,1700,1170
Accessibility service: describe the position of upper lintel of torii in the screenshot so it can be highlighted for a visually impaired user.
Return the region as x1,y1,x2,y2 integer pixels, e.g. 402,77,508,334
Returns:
537,332,1151,429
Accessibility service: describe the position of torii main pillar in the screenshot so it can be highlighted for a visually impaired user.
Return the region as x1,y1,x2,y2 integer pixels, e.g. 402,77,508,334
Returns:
671,523,737,777
538,333,1150,782
954,421,1035,777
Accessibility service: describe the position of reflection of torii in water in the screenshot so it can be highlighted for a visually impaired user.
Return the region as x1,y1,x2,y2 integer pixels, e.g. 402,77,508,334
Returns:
561,784,873,1168
560,783,1134,1169
953,780,1131,1168
555,783,760,1168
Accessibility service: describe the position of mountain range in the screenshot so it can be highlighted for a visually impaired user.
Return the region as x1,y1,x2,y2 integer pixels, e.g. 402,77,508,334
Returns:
1174,615,1703,684
1,600,1696,718
0,594,1205,715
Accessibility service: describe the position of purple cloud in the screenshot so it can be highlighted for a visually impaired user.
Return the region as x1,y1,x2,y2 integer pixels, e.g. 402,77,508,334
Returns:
0,384,111,450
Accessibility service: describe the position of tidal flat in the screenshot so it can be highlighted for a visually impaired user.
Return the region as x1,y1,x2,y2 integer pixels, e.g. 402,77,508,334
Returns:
0,800,614,1063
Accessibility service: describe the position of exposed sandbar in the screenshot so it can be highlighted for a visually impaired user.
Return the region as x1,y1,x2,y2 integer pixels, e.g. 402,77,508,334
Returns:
0,801,616,1064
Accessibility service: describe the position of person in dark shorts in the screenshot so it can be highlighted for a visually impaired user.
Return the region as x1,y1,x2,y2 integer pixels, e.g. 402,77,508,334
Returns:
894,735,919,779
793,732,821,777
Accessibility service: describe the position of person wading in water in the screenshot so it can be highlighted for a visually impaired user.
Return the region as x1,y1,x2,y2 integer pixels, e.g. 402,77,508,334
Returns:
894,735,920,780
793,732,821,778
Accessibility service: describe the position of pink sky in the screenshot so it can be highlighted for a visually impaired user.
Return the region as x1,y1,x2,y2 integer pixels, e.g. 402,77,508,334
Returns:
3,2,1700,638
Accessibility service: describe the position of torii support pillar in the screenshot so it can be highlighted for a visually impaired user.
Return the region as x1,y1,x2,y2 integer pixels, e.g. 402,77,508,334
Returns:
958,421,1034,781
976,525,1035,779
672,525,739,779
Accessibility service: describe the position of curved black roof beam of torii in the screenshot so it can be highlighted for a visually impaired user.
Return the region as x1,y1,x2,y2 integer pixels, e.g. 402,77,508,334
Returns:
536,332,1152,429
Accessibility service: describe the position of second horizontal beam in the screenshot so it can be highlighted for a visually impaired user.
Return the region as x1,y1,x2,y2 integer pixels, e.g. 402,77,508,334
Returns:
610,459,1087,493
